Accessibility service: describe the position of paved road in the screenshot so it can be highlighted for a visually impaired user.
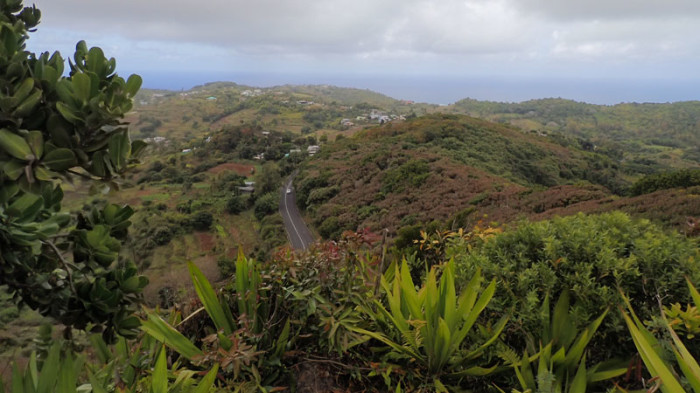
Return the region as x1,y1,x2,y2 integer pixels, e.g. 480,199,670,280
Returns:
280,174,315,250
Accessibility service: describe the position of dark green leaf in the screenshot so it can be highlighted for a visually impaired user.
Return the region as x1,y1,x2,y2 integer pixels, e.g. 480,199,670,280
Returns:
0,129,34,161
8,193,43,221
13,90,42,118
72,72,91,104
108,132,130,171
26,131,44,158
125,74,142,96
55,102,81,124
42,148,76,171
3,160,26,180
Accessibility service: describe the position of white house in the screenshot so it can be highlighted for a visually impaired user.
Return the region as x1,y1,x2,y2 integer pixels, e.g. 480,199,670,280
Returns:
307,145,320,155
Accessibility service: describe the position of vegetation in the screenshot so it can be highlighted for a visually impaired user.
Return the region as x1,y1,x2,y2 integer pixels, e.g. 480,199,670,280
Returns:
296,114,699,241
450,98,700,174
3,2,700,392
630,168,700,196
449,212,700,362
0,0,146,342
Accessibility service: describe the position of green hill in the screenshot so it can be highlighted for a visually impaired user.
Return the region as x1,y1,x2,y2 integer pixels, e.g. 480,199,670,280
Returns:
449,98,700,174
296,114,700,239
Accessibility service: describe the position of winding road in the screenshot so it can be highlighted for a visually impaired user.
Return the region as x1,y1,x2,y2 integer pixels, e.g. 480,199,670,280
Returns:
280,173,315,250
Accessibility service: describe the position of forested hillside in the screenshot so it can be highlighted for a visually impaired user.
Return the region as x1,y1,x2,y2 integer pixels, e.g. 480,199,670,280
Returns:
296,114,700,240
450,98,700,174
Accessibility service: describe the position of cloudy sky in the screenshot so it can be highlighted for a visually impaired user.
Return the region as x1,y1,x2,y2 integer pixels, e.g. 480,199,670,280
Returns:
26,0,700,104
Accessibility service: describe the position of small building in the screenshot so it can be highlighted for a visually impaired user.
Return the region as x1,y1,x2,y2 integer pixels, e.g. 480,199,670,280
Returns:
181,148,192,154
238,181,255,193
307,145,320,155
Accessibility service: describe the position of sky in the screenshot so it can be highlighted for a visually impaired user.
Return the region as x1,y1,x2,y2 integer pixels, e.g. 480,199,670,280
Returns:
25,0,700,104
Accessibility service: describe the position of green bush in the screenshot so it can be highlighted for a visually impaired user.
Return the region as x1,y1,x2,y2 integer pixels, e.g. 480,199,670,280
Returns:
381,159,431,194
254,192,278,221
630,168,700,196
306,185,340,206
448,211,700,361
225,195,245,214
151,226,172,246
189,211,213,231
318,216,342,239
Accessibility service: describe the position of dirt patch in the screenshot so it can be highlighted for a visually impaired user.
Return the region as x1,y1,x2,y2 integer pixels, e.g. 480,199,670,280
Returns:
208,162,255,176
123,188,159,206
195,232,216,252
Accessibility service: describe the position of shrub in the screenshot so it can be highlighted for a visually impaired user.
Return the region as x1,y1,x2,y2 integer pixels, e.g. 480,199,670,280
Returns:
189,211,213,231
448,211,700,361
306,185,340,206
225,195,245,214
254,193,278,221
151,226,172,246
630,168,700,196
318,216,342,239
381,159,431,194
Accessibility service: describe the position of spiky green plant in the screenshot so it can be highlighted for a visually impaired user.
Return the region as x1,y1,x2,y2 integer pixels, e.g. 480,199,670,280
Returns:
508,291,626,393
621,277,700,393
353,258,507,388
140,252,291,391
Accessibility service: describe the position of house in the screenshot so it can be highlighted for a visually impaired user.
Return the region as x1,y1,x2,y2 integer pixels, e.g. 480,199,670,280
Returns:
261,131,270,136
144,136,168,144
289,148,302,154
307,145,320,155
369,109,385,120
181,148,192,154
238,181,255,193
206,96,217,101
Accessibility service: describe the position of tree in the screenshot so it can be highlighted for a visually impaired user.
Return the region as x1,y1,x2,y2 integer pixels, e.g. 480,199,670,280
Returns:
225,195,245,214
190,211,213,231
253,161,281,197
254,193,278,220
0,0,146,342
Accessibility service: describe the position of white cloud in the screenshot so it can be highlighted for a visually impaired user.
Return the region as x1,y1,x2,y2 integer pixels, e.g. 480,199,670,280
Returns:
24,0,700,81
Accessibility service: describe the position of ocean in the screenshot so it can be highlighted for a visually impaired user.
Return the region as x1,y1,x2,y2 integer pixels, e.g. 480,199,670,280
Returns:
136,71,700,106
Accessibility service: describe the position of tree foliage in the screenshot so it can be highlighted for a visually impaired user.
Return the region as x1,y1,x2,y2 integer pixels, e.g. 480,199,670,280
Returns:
0,0,146,342
448,212,700,361
630,168,700,196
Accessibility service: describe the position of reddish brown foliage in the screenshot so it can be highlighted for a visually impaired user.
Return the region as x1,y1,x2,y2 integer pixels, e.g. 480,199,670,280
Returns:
207,162,255,176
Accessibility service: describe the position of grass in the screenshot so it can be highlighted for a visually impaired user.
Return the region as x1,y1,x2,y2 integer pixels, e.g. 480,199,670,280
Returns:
140,193,171,202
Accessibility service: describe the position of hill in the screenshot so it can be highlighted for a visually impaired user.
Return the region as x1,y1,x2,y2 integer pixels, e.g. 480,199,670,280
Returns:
448,98,700,174
128,83,435,143
296,114,700,239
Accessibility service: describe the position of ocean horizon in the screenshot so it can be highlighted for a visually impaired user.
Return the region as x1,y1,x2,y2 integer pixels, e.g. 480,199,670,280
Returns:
134,71,700,106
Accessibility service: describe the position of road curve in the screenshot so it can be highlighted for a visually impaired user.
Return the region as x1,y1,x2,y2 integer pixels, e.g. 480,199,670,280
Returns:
280,173,315,250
